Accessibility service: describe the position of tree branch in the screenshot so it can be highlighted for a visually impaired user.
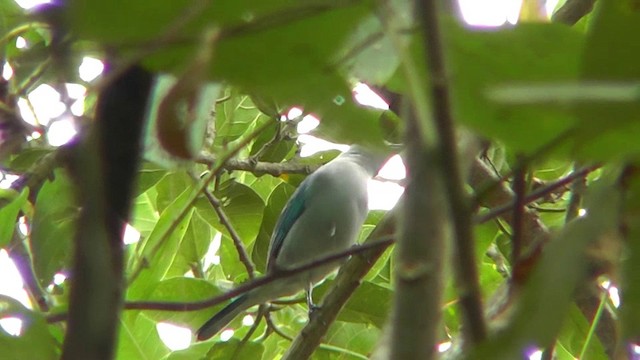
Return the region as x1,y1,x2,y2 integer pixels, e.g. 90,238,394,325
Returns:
417,0,486,346
551,0,597,25
61,66,152,360
197,155,321,177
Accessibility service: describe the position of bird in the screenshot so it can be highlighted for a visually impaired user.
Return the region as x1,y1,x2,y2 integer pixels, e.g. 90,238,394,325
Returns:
196,145,389,341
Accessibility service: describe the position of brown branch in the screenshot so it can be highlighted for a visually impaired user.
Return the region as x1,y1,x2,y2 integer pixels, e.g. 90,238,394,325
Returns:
197,156,321,177
551,0,597,25
417,0,486,346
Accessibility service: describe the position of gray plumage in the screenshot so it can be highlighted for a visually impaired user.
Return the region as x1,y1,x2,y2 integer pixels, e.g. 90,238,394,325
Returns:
196,145,388,341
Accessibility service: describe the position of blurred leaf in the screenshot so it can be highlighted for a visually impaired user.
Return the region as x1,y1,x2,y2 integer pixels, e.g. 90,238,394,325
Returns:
570,1,640,160
0,188,27,247
69,1,385,146
8,148,51,173
0,0,24,36
557,303,607,359
30,171,77,287
443,22,584,154
620,167,640,340
338,0,413,86
0,295,57,360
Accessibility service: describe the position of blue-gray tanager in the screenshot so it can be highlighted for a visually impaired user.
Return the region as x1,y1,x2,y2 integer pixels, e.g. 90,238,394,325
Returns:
196,145,388,341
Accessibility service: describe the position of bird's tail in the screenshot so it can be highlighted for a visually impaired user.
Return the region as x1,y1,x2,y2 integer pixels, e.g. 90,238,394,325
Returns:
196,294,251,341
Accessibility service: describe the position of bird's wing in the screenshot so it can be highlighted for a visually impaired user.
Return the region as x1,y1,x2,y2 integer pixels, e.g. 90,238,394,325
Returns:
267,180,310,272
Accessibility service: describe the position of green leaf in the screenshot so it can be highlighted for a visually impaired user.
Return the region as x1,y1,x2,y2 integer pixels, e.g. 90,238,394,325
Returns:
249,122,296,163
166,210,212,278
0,295,57,360
201,339,265,359
127,187,195,300
0,0,24,37
136,162,168,196
8,148,52,173
155,172,193,213
162,342,212,360
69,1,385,146
0,188,28,247
118,313,169,360
214,90,266,147
569,1,640,160
145,277,224,328
337,281,392,328
30,171,77,287
316,322,379,360
131,191,160,238
557,304,607,360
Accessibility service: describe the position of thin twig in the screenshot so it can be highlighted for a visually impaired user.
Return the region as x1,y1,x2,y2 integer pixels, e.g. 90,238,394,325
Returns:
265,311,293,341
476,165,600,224
565,163,588,222
511,163,527,267
191,172,256,278
47,236,395,322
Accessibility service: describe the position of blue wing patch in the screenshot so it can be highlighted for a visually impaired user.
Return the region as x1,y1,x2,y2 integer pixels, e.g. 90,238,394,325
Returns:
267,180,310,271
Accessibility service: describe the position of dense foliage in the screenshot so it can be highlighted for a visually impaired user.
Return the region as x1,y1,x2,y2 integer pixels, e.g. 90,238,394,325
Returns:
0,0,639,359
